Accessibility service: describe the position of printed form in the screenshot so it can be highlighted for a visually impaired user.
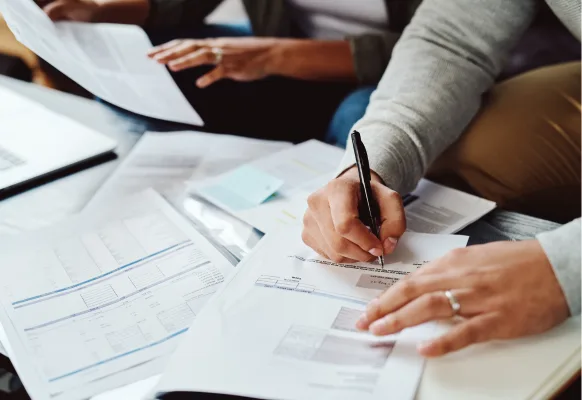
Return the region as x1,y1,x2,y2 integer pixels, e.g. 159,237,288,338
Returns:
154,226,468,400
0,0,202,125
0,190,234,400
194,140,495,235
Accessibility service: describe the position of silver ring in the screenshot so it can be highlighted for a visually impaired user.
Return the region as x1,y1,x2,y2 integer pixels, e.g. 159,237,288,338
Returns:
210,47,223,65
444,290,461,315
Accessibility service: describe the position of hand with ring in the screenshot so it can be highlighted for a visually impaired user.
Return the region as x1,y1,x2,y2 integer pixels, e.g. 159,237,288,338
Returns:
356,240,570,357
147,37,282,88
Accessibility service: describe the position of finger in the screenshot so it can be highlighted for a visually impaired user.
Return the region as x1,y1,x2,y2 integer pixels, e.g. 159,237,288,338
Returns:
373,184,406,254
152,42,199,64
328,181,383,257
196,65,227,88
313,200,378,263
43,0,69,21
169,48,215,72
303,212,357,263
368,289,476,335
147,40,184,57
360,274,468,329
417,313,499,357
301,230,329,260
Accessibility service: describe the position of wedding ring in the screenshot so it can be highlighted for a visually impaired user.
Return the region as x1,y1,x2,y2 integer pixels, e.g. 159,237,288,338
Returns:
211,47,223,65
444,290,461,316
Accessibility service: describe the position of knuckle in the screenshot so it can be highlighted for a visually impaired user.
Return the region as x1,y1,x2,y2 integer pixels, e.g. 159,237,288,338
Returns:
335,218,355,236
301,230,311,247
399,280,417,299
446,248,469,263
427,292,445,311
386,316,402,332
306,192,321,209
329,237,348,253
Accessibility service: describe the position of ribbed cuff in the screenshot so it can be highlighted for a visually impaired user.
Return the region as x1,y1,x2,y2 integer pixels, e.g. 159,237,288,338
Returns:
537,220,582,316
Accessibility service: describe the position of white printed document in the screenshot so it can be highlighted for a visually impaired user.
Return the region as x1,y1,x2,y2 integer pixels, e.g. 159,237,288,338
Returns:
193,140,495,234
0,190,234,400
88,131,291,207
0,0,202,125
154,226,469,400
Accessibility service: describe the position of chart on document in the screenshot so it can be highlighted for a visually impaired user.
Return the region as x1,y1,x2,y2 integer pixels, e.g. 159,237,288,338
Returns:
0,190,233,399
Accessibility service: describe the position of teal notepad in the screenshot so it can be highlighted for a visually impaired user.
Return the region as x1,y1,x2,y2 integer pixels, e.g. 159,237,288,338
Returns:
199,165,284,211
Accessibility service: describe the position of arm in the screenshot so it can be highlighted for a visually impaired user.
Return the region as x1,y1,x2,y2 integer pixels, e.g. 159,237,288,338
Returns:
537,219,582,315
337,0,538,194
93,0,149,24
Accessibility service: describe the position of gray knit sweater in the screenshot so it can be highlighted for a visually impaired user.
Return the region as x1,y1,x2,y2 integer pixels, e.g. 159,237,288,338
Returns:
339,0,582,314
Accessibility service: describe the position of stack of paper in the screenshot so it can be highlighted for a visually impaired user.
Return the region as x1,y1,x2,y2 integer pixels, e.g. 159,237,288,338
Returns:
0,0,202,125
0,190,234,399
153,227,469,399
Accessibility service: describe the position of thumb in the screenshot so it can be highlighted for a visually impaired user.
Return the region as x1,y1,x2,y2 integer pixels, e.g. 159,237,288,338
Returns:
372,182,406,254
43,0,71,21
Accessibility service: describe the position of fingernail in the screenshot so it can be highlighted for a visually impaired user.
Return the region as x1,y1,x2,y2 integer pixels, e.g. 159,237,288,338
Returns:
383,237,398,254
417,341,432,356
369,248,382,257
369,318,387,335
355,314,368,330
366,297,379,313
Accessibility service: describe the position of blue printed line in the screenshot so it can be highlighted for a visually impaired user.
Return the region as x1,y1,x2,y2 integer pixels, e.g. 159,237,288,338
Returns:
12,241,191,306
48,328,189,382
256,283,367,305
24,261,210,332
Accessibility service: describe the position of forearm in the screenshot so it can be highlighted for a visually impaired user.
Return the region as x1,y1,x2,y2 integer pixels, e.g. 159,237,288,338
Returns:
93,0,149,25
270,40,357,82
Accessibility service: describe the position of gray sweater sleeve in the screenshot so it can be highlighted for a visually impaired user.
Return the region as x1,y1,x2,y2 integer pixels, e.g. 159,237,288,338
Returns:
338,0,537,193
537,219,581,315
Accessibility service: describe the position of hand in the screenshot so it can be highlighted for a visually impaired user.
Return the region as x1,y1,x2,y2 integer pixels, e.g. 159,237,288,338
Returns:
356,240,570,357
37,0,99,22
302,166,406,263
147,37,282,88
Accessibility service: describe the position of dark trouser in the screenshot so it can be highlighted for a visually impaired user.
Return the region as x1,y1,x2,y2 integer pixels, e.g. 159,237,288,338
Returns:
107,23,374,145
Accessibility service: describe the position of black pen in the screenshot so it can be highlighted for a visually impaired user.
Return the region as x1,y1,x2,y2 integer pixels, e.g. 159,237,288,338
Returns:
351,130,384,268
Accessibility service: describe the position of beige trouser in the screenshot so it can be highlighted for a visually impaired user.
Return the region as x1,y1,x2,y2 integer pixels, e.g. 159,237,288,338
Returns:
428,62,581,223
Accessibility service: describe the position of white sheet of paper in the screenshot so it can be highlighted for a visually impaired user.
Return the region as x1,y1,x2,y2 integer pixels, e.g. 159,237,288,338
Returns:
87,131,291,208
0,0,202,125
0,189,234,400
405,180,496,234
154,227,469,400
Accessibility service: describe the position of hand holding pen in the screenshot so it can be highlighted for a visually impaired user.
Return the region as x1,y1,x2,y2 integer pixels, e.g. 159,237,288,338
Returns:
301,131,406,265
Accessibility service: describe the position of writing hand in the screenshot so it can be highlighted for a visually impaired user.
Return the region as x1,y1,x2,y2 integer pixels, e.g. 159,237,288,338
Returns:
302,166,406,263
357,240,570,357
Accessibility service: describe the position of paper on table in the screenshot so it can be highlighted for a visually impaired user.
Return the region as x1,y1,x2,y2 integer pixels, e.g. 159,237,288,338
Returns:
194,139,344,233
198,165,284,211
154,226,469,400
0,189,234,400
87,131,292,207
194,140,496,235
404,180,496,234
0,0,202,125
418,316,581,400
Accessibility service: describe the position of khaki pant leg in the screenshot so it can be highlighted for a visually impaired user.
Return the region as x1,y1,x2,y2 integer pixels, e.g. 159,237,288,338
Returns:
427,62,581,223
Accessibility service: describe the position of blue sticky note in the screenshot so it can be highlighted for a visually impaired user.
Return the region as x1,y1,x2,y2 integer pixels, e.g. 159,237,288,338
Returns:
199,165,284,211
